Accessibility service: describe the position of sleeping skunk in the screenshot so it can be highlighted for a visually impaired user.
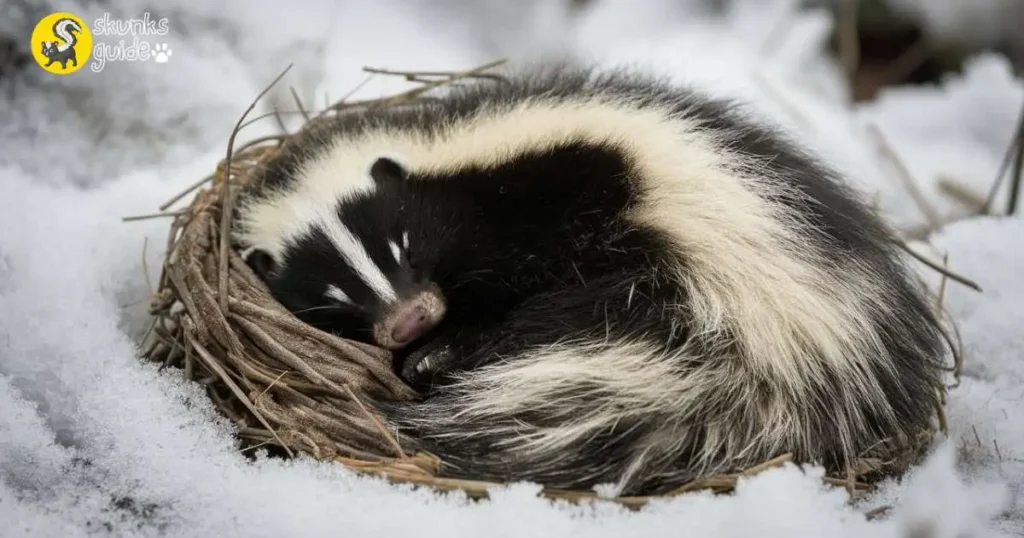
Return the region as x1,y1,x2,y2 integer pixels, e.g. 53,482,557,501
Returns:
232,64,947,495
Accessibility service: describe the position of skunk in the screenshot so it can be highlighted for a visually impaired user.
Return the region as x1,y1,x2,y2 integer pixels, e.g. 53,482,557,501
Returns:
233,65,947,495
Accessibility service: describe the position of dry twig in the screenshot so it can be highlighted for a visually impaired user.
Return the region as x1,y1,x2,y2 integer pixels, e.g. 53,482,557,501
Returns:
900,243,981,292
983,96,1024,214
836,0,861,79
122,210,187,222
218,64,295,312
867,124,942,227
319,59,508,118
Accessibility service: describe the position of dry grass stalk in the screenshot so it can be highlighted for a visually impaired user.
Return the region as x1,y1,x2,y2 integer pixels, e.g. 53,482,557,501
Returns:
837,0,861,79
983,96,1024,215
899,244,981,292
937,177,986,211
138,60,948,510
867,123,942,227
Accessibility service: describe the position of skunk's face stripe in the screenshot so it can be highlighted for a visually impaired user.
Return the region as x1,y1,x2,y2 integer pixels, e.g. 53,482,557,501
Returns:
325,284,353,305
388,240,401,264
236,154,402,305
316,214,397,305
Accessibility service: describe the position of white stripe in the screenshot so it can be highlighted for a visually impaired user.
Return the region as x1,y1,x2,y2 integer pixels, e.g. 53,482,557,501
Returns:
389,240,401,263
325,284,353,305
319,215,397,303
402,231,410,249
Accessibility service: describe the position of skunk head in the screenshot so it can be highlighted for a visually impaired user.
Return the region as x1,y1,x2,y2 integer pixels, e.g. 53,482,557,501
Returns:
244,157,446,350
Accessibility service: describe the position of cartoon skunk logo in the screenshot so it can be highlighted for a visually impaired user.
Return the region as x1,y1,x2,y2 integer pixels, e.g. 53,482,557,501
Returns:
31,12,92,75
41,18,82,69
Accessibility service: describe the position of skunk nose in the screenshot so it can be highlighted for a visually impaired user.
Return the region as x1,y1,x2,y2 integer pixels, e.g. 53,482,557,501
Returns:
391,306,431,345
374,286,447,349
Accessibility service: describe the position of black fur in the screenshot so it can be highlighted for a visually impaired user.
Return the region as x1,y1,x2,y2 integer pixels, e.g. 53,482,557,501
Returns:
235,64,947,494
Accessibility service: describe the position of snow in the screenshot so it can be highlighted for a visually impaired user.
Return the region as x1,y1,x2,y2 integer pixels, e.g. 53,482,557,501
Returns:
1,0,1022,536
859,56,1024,229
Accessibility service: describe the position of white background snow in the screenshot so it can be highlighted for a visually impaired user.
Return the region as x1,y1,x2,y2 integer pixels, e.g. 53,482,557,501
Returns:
1,0,1022,536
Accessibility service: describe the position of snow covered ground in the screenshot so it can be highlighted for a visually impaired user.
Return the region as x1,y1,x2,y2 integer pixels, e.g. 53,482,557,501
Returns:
1,0,1022,536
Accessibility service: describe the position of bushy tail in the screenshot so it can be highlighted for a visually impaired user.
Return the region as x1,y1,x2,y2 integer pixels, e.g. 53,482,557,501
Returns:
52,19,82,51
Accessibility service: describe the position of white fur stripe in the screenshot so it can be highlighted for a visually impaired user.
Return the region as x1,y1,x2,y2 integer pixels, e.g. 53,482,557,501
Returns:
389,240,401,263
320,216,396,304
325,284,353,305
444,339,863,473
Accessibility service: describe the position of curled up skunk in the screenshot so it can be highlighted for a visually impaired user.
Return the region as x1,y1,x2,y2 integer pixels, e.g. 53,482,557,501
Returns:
232,65,947,495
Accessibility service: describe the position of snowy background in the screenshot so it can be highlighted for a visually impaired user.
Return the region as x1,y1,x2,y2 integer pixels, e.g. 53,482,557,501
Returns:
1,0,1022,536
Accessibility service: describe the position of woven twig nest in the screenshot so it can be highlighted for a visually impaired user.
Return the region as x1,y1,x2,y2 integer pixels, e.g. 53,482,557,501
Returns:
140,61,950,510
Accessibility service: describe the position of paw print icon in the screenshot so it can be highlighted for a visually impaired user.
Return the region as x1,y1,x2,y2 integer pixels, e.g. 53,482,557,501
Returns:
153,43,172,63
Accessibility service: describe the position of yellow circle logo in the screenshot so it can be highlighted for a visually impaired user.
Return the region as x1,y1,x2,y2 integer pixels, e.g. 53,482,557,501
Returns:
31,12,93,75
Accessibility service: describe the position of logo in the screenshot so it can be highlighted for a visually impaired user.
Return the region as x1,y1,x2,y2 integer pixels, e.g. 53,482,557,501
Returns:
90,12,172,72
31,12,93,75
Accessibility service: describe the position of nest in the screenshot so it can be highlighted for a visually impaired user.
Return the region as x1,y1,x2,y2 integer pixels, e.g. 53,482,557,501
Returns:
139,61,955,512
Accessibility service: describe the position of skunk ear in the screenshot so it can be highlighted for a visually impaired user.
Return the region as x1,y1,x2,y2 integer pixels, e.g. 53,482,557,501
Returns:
246,249,277,279
370,156,408,184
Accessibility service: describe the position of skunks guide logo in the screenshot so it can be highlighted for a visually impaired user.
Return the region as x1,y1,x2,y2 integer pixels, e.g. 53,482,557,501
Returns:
31,12,93,75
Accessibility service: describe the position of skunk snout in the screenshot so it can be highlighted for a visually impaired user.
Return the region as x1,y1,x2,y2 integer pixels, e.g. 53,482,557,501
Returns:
391,306,433,345
374,285,446,349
